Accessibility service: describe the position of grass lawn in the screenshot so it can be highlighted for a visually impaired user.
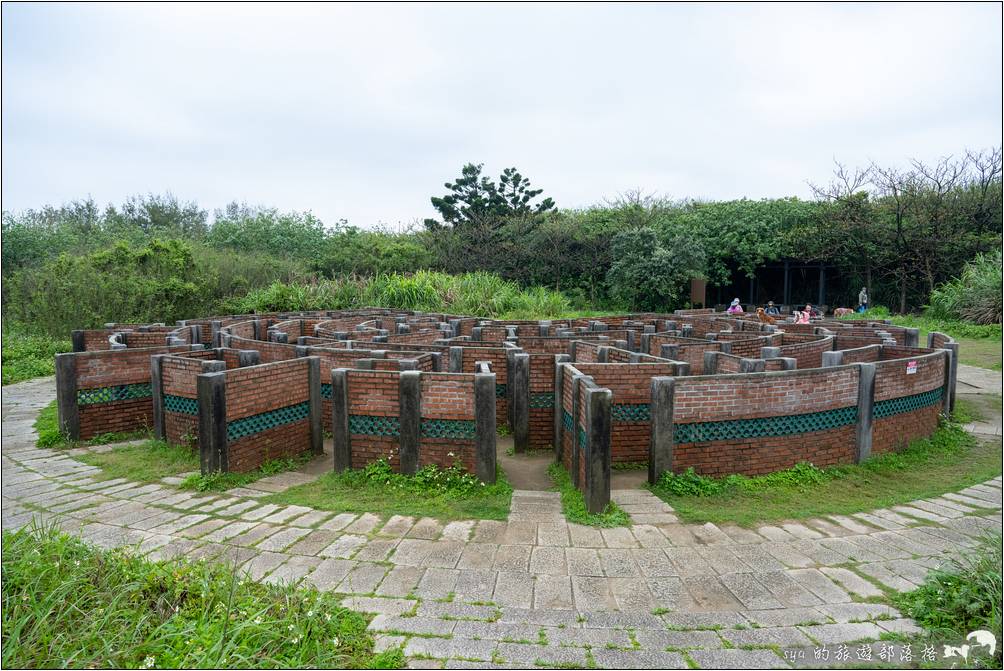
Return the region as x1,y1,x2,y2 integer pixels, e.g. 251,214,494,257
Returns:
651,422,1003,526
1,524,403,669
265,458,514,522
77,439,199,483
547,462,630,527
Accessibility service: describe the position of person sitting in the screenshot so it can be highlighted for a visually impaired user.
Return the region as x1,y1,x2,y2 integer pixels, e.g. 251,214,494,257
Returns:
764,301,780,317
726,298,744,314
794,310,811,324
804,303,820,318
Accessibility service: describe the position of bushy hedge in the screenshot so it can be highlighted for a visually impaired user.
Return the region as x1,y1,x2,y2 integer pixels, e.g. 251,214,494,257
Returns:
927,251,1003,325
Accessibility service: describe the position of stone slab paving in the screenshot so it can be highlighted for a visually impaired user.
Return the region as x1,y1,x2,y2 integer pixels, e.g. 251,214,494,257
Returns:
2,376,1002,669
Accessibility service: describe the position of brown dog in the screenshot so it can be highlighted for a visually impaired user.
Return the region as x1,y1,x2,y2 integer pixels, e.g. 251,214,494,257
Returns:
833,307,854,318
756,307,777,325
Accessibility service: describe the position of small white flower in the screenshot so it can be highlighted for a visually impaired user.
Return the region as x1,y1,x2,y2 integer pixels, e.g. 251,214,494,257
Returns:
291,636,301,644
332,637,340,647
254,616,262,625
325,613,332,622
447,452,455,458
307,610,314,617
288,624,295,631
74,560,81,567
142,656,155,669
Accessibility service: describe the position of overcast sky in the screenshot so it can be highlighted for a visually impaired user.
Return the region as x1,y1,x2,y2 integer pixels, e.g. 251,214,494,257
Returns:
3,3,1001,229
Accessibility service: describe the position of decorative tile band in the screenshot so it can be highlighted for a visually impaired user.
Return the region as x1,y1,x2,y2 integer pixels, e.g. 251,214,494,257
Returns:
612,403,651,422
228,402,309,442
495,384,507,399
349,414,400,437
164,394,198,415
562,410,574,432
674,406,858,444
530,392,555,409
874,387,943,419
321,383,333,400
578,425,587,452
77,382,152,405
421,418,476,440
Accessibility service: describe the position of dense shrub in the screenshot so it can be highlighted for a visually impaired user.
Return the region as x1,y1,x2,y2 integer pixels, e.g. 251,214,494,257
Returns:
927,251,1003,325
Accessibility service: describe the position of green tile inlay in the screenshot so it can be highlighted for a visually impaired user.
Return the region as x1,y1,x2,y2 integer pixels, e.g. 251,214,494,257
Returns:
578,425,586,452
530,392,555,409
164,394,198,415
611,403,650,422
228,402,309,442
349,414,400,437
421,418,476,440
495,383,507,399
674,405,858,444
562,409,574,432
874,387,943,419
77,383,152,405
321,383,333,400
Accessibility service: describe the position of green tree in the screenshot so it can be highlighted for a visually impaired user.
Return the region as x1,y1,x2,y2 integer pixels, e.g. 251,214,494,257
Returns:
423,163,555,230
605,227,706,311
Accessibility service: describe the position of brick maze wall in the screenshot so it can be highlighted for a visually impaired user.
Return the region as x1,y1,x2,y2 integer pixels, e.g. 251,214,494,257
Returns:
419,373,477,471
872,350,945,453
673,367,861,476
529,353,556,449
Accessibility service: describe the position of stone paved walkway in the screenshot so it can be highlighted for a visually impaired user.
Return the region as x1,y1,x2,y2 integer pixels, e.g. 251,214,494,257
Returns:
2,376,1002,669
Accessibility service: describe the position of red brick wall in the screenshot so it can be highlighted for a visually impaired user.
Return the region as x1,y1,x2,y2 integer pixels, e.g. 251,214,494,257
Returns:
839,345,881,364
347,370,401,469
227,336,299,363
529,354,556,449
716,354,743,373
778,334,833,369
573,362,677,463
225,320,257,340
420,373,477,471
872,350,945,453
461,347,509,427
672,367,861,476
223,358,312,472
73,346,187,439
575,342,602,363
161,355,209,447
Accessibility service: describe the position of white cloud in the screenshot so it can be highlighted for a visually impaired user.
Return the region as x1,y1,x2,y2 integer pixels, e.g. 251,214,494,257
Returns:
2,2,1001,227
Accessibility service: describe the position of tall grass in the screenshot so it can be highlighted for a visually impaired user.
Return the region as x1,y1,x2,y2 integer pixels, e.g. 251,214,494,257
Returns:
1,523,402,669
927,251,1003,325
228,271,572,319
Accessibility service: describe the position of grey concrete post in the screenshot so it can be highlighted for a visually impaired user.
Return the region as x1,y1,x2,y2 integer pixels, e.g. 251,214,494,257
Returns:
399,359,418,371
703,351,719,375
553,356,570,462
55,353,80,439
822,351,844,367
568,341,578,361
681,324,693,337
649,377,675,485
761,346,781,359
626,330,636,352
71,330,86,352
150,354,167,440
598,346,610,363
399,371,422,475
331,369,351,471
197,371,228,473
237,350,261,367
720,342,733,354
643,324,655,334
253,319,264,341
471,327,482,341
739,358,765,373
776,357,797,370
569,372,587,488
355,358,375,370
210,320,222,347
306,356,323,456
449,347,464,373
855,363,876,464
639,333,651,355
584,387,612,515
295,345,309,357
474,370,497,483
675,362,691,376
448,318,461,337
509,352,530,453
945,342,959,414
706,333,718,341
935,351,951,419
904,328,919,347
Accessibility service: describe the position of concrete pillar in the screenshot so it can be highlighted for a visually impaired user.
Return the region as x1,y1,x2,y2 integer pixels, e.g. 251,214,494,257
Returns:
703,351,719,375
720,342,733,355
660,344,679,360
944,344,959,416
569,372,587,488
855,363,876,464
509,352,530,453
150,354,166,440
306,356,323,456
822,351,844,367
761,346,781,359
598,346,610,363
675,362,691,376
639,333,651,355
739,358,765,373
553,356,571,463
398,371,421,475
474,370,497,484
649,377,675,484
471,327,482,342
55,353,79,439
584,387,612,515
71,330,85,352
681,324,693,338
331,369,351,472
776,357,797,370
449,347,463,373
237,350,261,367
197,371,228,473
